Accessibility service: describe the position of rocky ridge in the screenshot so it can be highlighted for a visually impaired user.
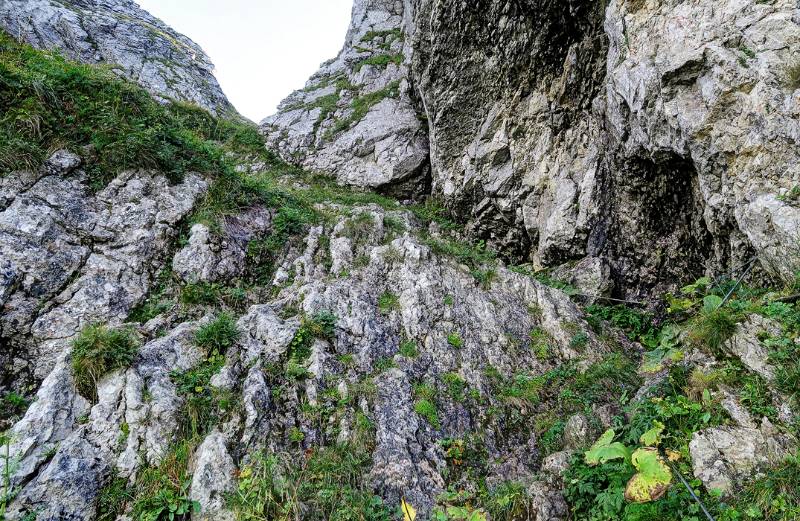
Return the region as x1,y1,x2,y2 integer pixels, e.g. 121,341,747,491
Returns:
0,0,234,115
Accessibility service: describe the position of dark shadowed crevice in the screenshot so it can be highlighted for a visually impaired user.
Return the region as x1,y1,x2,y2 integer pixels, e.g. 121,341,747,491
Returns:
591,153,717,299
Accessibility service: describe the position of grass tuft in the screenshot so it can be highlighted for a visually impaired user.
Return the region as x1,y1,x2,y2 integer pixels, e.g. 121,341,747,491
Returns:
71,324,138,401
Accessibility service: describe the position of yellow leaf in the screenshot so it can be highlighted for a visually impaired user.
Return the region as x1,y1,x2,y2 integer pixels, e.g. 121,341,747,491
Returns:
666,449,681,462
401,498,416,521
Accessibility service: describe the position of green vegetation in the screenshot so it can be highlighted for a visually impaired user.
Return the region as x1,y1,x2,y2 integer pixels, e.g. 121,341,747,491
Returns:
778,185,800,204
231,411,392,521
179,281,247,309
447,332,463,349
413,382,440,428
354,53,403,73
442,372,467,402
729,454,800,520
586,304,657,346
71,324,139,401
564,366,730,520
360,28,404,50
194,313,240,353
325,80,401,138
284,311,338,381
423,237,497,286
95,473,133,521
0,390,30,426
0,31,256,186
434,435,542,520
170,347,230,438
373,356,397,374
127,268,176,323
528,327,552,360
377,291,400,314
130,440,200,521
398,339,419,358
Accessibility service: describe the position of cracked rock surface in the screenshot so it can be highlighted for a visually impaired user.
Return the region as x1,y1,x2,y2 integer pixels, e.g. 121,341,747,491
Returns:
0,0,235,115
0,150,206,386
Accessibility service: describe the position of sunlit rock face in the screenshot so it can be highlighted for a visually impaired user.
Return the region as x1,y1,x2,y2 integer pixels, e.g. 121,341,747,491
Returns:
0,0,235,115
261,0,430,198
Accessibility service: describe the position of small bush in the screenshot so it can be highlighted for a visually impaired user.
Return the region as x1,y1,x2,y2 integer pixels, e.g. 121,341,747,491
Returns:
71,324,138,401
688,307,738,353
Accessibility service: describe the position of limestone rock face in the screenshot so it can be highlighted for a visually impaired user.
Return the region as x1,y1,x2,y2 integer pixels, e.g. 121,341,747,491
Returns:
690,419,795,495
260,0,430,197
407,0,800,295
0,0,234,115
4,200,615,519
0,151,206,386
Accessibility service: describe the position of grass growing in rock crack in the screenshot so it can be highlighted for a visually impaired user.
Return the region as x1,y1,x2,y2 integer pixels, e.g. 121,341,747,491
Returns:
194,312,240,353
179,281,248,309
169,314,240,438
447,332,464,349
129,439,200,521
413,382,440,428
231,411,392,520
398,339,418,358
0,391,30,427
377,291,400,314
324,80,401,138
71,324,139,402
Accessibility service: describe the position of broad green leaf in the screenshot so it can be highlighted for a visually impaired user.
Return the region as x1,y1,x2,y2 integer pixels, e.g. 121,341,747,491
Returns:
639,421,665,447
624,448,672,503
681,277,711,295
702,295,723,313
401,498,417,521
666,294,695,313
585,429,631,466
640,347,684,374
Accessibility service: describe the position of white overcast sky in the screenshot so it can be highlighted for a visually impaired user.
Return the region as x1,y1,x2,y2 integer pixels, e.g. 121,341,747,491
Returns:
134,0,353,122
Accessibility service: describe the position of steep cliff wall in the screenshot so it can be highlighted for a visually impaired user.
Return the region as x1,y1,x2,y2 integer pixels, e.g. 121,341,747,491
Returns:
261,0,429,197
0,0,234,115
267,0,800,298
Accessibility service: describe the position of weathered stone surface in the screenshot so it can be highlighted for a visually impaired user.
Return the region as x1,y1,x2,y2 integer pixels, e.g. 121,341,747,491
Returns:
190,430,236,521
261,0,429,196
0,0,235,115
173,208,273,284
689,418,795,495
0,152,207,382
563,413,593,450
723,315,782,381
